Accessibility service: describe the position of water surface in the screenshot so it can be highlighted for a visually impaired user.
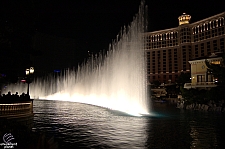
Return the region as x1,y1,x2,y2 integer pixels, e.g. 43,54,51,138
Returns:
31,100,225,148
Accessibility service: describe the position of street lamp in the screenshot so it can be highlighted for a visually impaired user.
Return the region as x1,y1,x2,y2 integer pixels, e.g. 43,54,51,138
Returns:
26,67,34,95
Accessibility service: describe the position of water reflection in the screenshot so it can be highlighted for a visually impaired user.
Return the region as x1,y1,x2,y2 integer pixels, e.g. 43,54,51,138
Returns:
145,103,225,148
31,100,225,148
189,115,219,148
33,100,148,148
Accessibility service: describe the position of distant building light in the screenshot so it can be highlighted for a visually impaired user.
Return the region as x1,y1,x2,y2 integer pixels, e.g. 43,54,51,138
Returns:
178,13,191,25
1,74,6,77
21,79,26,83
54,70,60,73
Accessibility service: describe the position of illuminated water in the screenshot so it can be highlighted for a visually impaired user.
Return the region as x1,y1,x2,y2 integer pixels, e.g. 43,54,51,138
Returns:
2,100,225,148
3,1,149,116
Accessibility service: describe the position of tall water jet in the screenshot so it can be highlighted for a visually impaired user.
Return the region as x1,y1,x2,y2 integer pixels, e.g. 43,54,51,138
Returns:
2,1,150,116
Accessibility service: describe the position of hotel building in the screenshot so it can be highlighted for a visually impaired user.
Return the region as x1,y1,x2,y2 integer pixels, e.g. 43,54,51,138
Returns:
144,12,225,84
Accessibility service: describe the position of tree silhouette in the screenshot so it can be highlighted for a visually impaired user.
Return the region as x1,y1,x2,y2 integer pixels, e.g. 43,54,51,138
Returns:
205,53,225,86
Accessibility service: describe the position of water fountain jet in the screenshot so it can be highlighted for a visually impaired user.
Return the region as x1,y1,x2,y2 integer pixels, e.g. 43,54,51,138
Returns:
2,1,151,116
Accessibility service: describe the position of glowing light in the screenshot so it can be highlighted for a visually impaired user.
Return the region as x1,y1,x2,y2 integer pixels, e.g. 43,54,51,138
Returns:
3,1,150,117
178,13,191,25
21,79,26,82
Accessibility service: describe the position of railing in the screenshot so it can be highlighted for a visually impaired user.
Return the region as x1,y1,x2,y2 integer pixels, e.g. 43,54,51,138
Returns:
184,82,217,88
0,100,33,117
0,102,32,111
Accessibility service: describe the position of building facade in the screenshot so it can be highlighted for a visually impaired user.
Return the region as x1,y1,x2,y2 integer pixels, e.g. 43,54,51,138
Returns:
184,52,223,89
144,12,225,84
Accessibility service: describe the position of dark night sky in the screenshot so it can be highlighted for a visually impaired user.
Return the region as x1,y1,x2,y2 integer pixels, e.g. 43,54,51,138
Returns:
35,0,225,42
1,0,225,76
35,0,225,53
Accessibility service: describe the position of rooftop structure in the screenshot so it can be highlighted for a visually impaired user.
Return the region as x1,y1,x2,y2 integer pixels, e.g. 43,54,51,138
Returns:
178,13,191,25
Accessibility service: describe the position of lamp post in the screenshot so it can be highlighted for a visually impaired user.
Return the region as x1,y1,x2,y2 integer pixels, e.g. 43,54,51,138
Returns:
26,67,34,95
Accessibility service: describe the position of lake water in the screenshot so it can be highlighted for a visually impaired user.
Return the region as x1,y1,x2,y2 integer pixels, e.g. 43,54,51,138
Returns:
1,99,225,149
